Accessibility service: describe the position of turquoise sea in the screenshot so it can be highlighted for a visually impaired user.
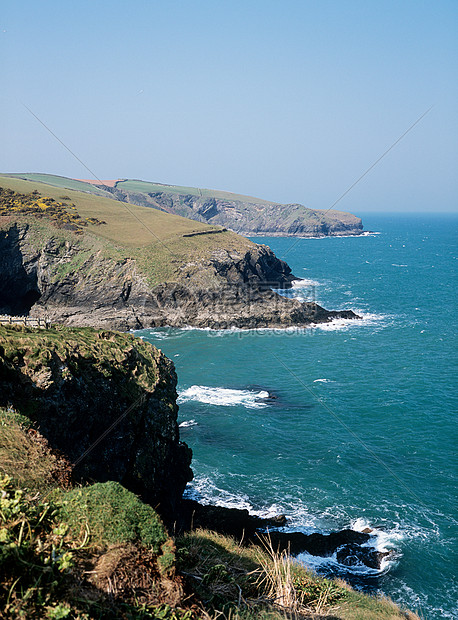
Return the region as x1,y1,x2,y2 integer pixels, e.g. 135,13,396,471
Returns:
138,214,457,619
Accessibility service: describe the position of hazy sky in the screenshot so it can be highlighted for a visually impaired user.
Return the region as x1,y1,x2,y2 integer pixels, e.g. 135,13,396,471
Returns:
1,0,457,213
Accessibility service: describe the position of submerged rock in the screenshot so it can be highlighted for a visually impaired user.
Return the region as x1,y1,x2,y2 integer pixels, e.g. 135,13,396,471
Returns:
180,500,387,571
336,543,392,569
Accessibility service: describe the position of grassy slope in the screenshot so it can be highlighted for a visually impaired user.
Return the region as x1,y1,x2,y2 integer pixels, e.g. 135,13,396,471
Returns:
117,178,276,205
5,173,359,224
0,412,419,620
0,175,256,286
1,173,115,198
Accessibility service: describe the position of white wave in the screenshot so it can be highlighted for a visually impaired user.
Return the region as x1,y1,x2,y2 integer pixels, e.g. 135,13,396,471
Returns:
392,263,408,267
295,517,402,577
185,476,402,578
138,329,170,340
184,476,254,511
298,231,380,240
296,548,391,577
352,517,404,550
179,419,197,428
177,385,270,409
292,278,320,287
313,378,335,383
311,311,389,332
184,477,289,520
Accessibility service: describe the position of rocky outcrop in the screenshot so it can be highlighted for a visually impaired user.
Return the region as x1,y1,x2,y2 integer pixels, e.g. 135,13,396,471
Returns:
103,185,365,237
0,325,192,521
0,223,359,330
180,500,390,571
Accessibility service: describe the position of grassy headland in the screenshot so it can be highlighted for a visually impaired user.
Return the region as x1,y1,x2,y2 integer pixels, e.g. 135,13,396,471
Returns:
0,175,257,288
4,173,364,238
0,409,420,620
0,324,420,619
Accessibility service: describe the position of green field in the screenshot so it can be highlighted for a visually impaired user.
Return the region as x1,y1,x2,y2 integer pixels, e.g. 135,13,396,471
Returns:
0,175,231,246
1,173,114,198
0,175,256,286
5,173,279,205
116,178,276,205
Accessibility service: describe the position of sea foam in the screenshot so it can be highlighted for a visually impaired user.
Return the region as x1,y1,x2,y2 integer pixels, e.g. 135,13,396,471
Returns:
178,385,270,409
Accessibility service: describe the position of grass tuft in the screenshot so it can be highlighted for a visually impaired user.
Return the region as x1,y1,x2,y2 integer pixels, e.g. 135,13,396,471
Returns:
59,481,169,553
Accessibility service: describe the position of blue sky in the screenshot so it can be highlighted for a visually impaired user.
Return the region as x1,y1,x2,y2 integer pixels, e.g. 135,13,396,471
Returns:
1,0,457,213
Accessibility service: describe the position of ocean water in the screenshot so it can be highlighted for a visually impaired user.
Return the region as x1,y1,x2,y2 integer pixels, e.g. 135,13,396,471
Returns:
137,214,457,619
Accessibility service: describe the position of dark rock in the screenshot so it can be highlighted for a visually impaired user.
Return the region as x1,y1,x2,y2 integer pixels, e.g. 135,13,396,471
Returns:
0,325,192,523
178,501,387,571
336,543,392,570
266,529,371,557
179,499,284,539
0,223,360,330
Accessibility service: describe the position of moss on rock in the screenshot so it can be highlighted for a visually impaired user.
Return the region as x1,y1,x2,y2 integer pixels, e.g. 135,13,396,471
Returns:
0,325,192,521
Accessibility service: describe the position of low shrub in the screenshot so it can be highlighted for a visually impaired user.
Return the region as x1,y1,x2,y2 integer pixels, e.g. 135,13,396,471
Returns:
59,481,169,554
0,474,82,617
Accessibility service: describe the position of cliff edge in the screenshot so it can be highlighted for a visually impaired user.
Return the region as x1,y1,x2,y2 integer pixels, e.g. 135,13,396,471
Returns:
0,324,192,519
0,177,358,330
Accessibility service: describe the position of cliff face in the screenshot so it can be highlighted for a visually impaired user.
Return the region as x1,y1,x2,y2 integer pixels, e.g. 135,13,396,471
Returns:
0,324,192,520
0,223,358,330
104,186,364,237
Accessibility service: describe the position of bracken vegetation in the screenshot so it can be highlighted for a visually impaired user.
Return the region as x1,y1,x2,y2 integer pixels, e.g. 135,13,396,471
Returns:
0,186,106,233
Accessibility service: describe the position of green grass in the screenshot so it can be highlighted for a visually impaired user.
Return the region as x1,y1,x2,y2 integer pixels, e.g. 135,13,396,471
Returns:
0,473,190,619
0,175,248,248
116,179,276,205
59,482,169,553
1,173,115,197
177,529,420,620
0,324,162,396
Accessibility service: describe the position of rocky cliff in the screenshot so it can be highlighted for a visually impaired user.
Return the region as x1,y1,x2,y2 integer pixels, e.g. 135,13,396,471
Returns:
0,221,358,330
5,174,364,237
0,177,359,330
102,182,364,237
0,324,192,520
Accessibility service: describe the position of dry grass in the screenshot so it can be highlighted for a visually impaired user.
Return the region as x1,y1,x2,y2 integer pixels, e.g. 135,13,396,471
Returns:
0,408,72,492
0,175,235,247
255,535,300,612
177,529,421,620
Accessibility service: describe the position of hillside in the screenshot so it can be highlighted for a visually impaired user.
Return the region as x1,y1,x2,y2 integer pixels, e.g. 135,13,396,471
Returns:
0,175,358,330
0,325,419,620
7,173,364,237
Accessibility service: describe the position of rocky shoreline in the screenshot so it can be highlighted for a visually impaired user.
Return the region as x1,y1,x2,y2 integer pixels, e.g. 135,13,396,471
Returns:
100,183,365,238
179,500,390,571
1,222,360,331
0,323,387,576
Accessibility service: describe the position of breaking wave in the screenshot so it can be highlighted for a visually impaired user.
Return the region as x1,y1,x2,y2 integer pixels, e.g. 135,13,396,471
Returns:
177,385,270,409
